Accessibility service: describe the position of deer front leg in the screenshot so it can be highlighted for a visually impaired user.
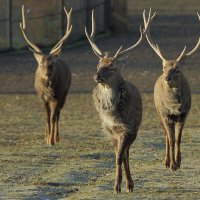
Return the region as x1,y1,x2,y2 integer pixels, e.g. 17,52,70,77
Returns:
175,122,184,169
114,135,128,193
162,120,176,171
49,101,59,146
54,110,60,143
123,147,134,193
164,133,170,168
43,102,50,144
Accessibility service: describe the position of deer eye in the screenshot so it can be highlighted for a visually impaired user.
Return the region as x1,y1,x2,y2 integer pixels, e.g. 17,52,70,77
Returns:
108,67,116,71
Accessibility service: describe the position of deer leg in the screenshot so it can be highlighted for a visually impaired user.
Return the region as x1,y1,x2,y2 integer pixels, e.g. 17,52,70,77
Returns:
54,110,60,143
164,133,170,168
175,122,184,169
123,147,134,193
163,121,176,171
114,135,128,193
43,102,50,144
49,101,58,146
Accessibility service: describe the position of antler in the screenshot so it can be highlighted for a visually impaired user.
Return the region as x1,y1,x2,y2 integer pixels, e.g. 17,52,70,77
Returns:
176,12,200,61
113,26,146,59
85,10,103,58
143,8,200,62
50,7,72,55
85,9,150,60
20,5,42,54
143,8,166,61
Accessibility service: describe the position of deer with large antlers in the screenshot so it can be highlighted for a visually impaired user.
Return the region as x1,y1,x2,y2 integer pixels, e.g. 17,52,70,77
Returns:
143,8,200,171
85,11,149,193
20,5,72,145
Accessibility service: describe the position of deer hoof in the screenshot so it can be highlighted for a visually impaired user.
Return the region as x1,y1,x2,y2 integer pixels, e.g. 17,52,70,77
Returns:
164,157,170,168
114,184,121,194
175,154,181,169
126,182,134,193
170,161,177,172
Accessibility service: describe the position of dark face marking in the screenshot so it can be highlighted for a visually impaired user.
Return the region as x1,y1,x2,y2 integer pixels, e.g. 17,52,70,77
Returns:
40,55,55,78
163,60,181,87
94,57,118,84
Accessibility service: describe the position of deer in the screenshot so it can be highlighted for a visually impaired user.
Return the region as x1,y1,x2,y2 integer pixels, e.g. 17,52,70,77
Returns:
20,5,72,145
143,8,200,171
85,10,150,193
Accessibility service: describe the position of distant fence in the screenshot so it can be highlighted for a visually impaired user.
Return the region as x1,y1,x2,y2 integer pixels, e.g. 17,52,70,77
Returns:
0,0,111,51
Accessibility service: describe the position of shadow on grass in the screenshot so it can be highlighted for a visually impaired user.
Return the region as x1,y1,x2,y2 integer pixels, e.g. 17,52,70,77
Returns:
23,183,78,200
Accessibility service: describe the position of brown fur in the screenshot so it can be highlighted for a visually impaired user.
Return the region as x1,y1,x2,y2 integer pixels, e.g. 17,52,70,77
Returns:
35,56,71,145
93,57,142,193
154,60,191,171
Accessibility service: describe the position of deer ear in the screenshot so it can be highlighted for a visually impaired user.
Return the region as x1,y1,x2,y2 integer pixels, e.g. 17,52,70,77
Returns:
28,48,43,65
33,53,43,65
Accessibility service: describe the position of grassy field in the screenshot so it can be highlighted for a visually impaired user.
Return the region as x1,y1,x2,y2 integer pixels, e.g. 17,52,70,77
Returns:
0,93,200,199
1,1,200,199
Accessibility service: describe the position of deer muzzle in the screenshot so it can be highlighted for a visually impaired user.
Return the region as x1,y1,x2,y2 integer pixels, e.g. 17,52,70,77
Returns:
93,73,105,83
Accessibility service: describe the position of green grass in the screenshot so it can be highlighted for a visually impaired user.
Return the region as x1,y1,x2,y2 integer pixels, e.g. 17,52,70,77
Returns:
0,93,199,199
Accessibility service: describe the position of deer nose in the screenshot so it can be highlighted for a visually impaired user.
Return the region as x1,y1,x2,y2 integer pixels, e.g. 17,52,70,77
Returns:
94,73,104,83
166,76,172,82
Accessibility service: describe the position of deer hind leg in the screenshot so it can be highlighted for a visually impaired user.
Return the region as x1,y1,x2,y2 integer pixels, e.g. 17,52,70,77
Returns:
44,102,50,144
123,147,134,193
54,110,60,143
114,135,128,193
175,122,184,169
49,101,59,146
163,120,176,171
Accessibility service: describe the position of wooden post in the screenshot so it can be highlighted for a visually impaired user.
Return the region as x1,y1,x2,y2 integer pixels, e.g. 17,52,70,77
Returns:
111,0,129,31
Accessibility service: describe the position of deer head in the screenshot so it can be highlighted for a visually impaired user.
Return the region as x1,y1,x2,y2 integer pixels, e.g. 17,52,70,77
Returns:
143,8,200,87
20,5,72,79
85,10,149,87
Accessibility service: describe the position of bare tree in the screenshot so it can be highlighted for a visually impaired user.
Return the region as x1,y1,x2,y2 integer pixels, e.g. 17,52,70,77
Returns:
143,8,200,171
85,10,149,193
20,5,72,145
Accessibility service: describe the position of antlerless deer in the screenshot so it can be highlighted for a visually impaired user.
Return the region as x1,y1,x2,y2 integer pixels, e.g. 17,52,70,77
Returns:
143,8,200,171
20,5,72,145
85,11,149,193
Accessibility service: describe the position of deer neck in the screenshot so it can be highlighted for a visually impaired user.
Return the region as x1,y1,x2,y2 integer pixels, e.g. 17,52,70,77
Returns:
40,69,56,88
98,77,124,111
162,76,182,107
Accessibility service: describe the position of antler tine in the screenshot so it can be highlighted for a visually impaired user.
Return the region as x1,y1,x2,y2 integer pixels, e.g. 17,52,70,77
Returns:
20,5,41,53
197,12,200,20
85,10,103,58
91,10,95,37
50,7,73,55
143,8,165,61
176,46,186,61
113,46,123,59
